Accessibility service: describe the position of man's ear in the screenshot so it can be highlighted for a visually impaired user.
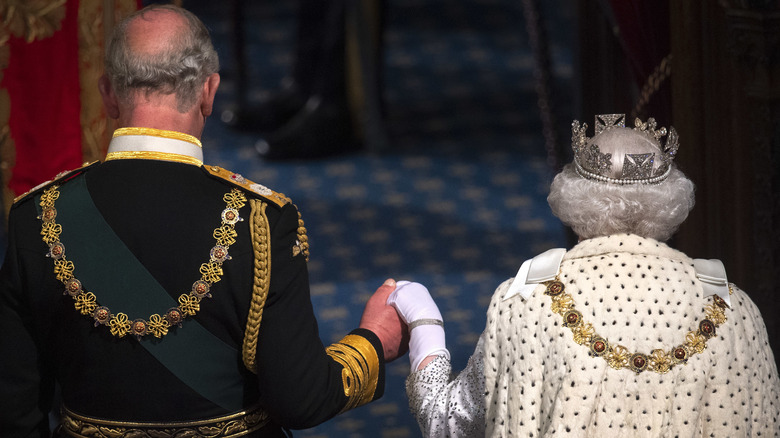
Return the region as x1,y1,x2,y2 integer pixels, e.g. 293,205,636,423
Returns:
98,75,120,119
200,73,220,117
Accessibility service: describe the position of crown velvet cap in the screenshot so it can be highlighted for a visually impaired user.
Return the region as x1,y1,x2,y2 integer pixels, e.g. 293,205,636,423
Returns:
572,114,679,185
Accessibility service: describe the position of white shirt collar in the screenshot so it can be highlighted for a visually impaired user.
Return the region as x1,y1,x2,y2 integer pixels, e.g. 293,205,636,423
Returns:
106,127,204,166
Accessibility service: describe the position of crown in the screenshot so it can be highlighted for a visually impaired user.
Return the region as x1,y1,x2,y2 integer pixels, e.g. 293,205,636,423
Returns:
571,114,679,184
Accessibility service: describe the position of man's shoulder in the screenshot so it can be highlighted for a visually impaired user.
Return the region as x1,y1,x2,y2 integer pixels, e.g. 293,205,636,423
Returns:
201,164,292,209
11,161,100,208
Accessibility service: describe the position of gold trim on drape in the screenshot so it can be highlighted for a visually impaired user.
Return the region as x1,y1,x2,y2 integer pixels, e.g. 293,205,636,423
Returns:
0,0,67,44
0,0,137,218
78,0,137,165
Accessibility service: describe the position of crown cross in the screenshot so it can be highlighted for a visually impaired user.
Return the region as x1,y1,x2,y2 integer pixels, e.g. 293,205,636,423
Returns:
622,153,655,180
594,114,625,135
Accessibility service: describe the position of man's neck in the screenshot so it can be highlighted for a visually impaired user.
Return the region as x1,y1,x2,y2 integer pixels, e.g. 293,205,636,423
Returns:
119,103,204,139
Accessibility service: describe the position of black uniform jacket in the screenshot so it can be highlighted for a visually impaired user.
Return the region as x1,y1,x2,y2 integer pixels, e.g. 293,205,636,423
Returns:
0,158,385,437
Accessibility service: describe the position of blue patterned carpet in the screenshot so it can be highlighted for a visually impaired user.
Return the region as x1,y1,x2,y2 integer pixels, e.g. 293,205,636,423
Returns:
184,0,573,436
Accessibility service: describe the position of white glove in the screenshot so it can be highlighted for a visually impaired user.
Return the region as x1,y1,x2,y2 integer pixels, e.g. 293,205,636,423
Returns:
387,281,450,371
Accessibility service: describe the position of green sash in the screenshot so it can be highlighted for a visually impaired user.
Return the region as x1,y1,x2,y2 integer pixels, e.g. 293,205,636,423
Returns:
39,175,245,412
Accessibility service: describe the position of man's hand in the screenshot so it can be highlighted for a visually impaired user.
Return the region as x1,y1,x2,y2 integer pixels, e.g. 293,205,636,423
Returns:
359,279,409,362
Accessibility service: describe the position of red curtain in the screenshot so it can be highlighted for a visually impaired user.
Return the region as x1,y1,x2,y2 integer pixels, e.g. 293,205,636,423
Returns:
2,0,83,198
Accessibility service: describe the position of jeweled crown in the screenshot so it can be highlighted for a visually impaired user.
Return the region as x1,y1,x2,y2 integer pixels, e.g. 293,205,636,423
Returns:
572,114,679,184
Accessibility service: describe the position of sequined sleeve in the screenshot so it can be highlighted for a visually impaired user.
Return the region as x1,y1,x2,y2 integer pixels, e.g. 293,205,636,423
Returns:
405,335,486,437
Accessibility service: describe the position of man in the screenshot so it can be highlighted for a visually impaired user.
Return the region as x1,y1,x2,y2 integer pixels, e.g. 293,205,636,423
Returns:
225,0,386,160
0,4,405,437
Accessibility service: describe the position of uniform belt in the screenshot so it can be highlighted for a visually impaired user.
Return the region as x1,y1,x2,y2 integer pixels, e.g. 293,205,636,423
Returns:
59,404,271,438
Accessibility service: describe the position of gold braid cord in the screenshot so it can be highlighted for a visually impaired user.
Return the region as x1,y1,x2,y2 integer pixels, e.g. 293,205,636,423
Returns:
325,334,380,412
543,278,730,374
242,199,271,373
296,207,310,262
631,54,672,120
38,186,247,340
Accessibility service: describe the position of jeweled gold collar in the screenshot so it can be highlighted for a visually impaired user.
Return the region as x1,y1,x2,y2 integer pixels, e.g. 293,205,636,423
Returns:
543,277,730,374
106,127,204,166
39,184,248,339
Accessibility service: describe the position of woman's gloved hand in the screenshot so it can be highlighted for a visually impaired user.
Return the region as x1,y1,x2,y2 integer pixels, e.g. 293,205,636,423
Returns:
387,281,450,370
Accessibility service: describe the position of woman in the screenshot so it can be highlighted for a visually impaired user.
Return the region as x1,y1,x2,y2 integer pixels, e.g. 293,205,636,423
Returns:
389,114,780,437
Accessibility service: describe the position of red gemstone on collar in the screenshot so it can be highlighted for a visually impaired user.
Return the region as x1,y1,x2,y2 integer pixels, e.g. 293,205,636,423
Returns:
699,319,716,338
191,280,211,298
631,353,648,372
222,208,240,225
42,208,57,222
166,308,183,326
132,320,146,334
210,245,229,263
49,243,65,259
564,310,581,326
65,278,82,297
589,337,608,356
546,281,564,296
94,307,110,324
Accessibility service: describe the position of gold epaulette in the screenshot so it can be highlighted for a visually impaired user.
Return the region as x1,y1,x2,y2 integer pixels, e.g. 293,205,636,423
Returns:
12,161,100,206
202,165,291,208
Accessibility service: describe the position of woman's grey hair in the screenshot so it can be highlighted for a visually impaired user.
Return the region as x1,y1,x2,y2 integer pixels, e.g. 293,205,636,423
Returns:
105,5,219,112
547,164,695,242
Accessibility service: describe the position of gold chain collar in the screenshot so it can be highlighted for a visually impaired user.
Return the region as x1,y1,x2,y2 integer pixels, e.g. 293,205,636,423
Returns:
542,278,730,374
39,185,247,339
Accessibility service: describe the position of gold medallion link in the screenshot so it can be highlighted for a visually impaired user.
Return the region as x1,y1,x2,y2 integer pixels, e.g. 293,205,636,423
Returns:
74,292,97,315
199,261,224,284
178,294,201,317
214,225,238,247
109,313,131,338
40,222,63,244
53,259,75,282
147,314,169,338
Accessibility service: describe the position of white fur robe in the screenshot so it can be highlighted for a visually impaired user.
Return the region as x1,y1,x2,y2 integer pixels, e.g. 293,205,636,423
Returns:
407,234,780,437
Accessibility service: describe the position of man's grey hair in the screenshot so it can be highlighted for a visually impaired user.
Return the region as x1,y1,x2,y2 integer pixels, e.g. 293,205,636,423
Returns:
104,4,219,112
547,164,695,242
